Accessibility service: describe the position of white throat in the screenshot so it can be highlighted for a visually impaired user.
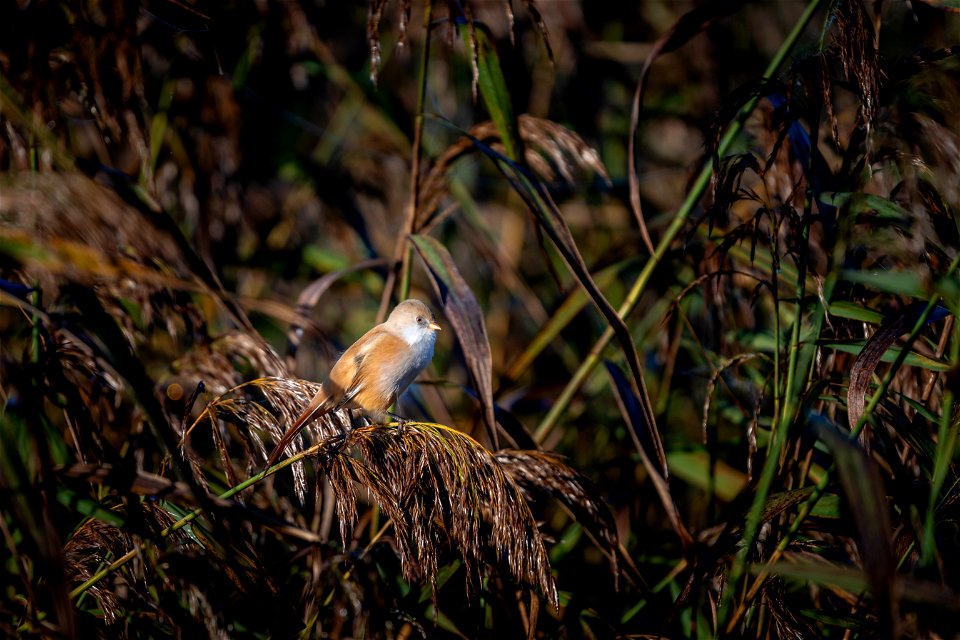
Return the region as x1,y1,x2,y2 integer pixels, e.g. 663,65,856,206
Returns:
397,322,434,348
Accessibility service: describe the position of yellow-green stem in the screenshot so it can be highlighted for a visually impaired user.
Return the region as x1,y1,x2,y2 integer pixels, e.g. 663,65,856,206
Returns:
393,1,434,309
727,252,960,630
534,0,824,442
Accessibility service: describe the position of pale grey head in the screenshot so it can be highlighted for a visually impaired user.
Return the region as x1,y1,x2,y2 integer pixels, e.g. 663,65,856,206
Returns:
387,298,441,348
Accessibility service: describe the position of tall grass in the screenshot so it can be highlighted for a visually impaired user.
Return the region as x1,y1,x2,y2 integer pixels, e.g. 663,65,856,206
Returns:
1,0,959,637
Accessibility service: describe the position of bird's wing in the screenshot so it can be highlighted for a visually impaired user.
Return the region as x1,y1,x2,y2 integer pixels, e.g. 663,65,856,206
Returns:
327,326,380,408
335,328,410,411
266,325,412,470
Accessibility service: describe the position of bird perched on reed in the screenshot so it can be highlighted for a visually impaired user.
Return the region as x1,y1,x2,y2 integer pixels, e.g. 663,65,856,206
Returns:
265,298,441,469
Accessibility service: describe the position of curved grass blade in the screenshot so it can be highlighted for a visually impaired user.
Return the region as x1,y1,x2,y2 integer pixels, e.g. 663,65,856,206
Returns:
816,423,899,636
841,269,928,297
449,125,667,475
412,234,499,448
824,340,950,372
285,257,388,362
847,302,950,431
605,361,692,547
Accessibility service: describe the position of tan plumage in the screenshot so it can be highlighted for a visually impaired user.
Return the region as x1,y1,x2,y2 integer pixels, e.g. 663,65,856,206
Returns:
265,299,441,469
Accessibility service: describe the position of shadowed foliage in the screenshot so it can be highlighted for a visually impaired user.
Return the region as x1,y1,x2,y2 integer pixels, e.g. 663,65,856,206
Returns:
2,0,960,638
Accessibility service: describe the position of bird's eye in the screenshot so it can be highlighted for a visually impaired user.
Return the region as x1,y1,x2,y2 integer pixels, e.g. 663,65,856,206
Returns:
417,316,424,324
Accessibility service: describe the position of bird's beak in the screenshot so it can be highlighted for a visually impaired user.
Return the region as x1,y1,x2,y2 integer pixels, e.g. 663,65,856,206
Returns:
428,321,442,332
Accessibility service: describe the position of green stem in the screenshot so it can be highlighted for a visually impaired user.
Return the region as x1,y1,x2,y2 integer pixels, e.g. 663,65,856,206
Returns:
732,252,960,627
726,127,816,623
534,0,824,442
393,1,434,308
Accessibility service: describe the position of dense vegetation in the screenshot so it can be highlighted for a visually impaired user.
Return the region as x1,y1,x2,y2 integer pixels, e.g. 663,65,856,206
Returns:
2,1,959,637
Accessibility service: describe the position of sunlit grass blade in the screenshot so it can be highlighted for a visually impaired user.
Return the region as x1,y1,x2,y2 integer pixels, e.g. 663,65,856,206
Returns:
667,450,748,502
457,19,521,161
412,233,499,447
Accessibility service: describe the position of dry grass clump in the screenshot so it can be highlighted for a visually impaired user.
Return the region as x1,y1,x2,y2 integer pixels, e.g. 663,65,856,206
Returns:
189,377,566,610
3,0,960,637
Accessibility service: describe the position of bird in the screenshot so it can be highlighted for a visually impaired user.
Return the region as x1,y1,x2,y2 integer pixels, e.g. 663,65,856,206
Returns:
264,298,441,469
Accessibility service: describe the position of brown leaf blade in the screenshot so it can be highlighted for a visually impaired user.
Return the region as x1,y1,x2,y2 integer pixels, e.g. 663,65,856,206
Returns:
847,302,950,433
818,423,899,636
605,361,692,548
284,258,388,365
411,234,499,448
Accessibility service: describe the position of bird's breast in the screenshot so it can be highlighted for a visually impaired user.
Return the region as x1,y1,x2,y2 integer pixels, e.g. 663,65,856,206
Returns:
338,329,436,414
384,334,435,396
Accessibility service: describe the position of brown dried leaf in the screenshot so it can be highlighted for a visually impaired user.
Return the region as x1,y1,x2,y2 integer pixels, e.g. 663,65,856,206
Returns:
336,423,558,609
411,234,498,448
417,115,610,232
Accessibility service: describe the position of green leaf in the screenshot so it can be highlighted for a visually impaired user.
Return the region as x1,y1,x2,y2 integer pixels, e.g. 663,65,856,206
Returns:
821,192,910,221
302,245,350,272
418,561,461,603
827,300,885,324
459,21,520,161
56,487,125,528
758,560,870,593
820,340,950,372
549,522,583,563
842,269,928,298
809,493,842,518
923,388,960,565
667,450,747,502
423,604,470,639
799,608,873,630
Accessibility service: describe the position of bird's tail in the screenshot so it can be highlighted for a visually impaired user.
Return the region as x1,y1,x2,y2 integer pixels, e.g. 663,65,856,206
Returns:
264,390,330,470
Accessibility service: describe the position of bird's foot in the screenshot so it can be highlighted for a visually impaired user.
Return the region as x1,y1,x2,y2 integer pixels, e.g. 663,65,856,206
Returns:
388,412,409,450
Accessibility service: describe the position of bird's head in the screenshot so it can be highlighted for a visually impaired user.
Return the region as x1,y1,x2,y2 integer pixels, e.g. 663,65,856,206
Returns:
388,298,441,347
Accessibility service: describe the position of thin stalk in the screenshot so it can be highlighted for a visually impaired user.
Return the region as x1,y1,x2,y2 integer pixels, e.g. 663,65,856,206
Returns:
381,1,434,319
725,253,960,631
771,213,783,442
723,48,829,626
723,154,814,627
534,0,824,442
30,287,40,363
923,320,960,564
